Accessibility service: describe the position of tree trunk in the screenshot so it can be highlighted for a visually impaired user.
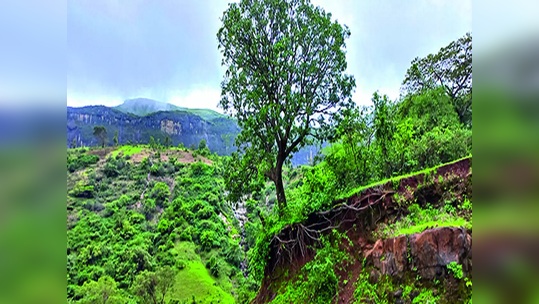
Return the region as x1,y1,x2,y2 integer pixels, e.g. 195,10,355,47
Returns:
274,159,287,214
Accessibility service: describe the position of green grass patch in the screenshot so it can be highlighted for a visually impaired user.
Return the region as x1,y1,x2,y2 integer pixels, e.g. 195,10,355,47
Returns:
393,217,468,236
339,155,471,200
376,203,471,239
167,260,235,304
110,145,145,158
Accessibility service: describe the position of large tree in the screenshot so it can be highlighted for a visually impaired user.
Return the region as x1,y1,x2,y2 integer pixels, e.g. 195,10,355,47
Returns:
401,32,472,126
217,0,355,212
93,126,107,148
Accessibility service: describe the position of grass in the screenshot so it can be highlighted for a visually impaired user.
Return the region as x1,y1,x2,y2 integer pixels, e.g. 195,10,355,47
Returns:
167,242,235,303
110,145,145,158
393,217,469,237
376,203,471,239
338,155,472,200
167,261,235,304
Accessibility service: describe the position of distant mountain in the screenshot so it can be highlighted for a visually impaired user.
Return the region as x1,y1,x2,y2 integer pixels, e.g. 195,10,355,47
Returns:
67,105,239,155
114,98,226,121
67,100,323,166
114,98,182,116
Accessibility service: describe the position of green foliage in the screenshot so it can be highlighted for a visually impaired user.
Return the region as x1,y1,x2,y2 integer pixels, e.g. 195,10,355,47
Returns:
93,126,108,148
218,0,355,213
376,203,471,239
353,271,387,303
103,158,119,177
149,136,157,150
131,267,176,304
447,261,464,280
402,32,472,127
70,181,94,198
75,275,128,304
149,182,170,207
164,135,172,147
198,139,207,150
67,153,99,172
68,148,243,303
271,231,349,304
113,130,119,146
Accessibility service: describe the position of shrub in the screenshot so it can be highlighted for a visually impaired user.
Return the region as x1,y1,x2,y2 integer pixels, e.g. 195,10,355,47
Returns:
179,226,194,241
70,181,94,198
150,182,170,206
103,159,119,177
150,162,165,177
67,154,99,172
200,230,218,251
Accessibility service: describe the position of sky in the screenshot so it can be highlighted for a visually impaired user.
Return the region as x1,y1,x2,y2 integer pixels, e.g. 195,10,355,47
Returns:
66,0,472,112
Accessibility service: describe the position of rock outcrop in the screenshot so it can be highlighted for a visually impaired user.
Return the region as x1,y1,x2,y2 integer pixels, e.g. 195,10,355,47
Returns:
365,227,472,281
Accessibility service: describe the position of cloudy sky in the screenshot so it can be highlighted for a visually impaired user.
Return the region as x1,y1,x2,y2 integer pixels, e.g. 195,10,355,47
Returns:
67,0,472,111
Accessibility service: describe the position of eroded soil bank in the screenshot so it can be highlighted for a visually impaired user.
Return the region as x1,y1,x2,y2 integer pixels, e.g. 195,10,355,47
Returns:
254,157,472,304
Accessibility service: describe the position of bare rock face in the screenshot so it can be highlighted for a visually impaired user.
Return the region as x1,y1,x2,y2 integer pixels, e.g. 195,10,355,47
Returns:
365,227,472,281
410,227,472,280
365,235,408,277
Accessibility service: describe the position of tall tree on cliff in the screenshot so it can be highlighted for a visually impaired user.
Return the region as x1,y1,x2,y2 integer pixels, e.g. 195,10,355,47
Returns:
93,126,107,148
401,32,472,127
217,0,355,214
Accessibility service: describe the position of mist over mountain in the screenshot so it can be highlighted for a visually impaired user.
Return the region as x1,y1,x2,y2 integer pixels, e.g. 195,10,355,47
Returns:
114,98,183,116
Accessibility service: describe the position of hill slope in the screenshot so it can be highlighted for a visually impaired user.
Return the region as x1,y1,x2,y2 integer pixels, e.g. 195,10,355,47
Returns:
252,157,472,304
67,146,248,303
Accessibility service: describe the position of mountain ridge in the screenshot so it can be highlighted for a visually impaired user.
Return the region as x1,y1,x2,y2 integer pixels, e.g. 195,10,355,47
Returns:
67,103,321,166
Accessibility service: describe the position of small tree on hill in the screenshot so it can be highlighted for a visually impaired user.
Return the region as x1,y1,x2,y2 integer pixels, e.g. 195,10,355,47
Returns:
164,135,172,147
198,139,207,150
93,126,107,148
71,138,77,149
149,136,157,150
113,130,119,146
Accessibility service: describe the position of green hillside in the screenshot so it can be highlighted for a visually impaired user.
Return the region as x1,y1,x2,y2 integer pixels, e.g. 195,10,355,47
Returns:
67,144,255,303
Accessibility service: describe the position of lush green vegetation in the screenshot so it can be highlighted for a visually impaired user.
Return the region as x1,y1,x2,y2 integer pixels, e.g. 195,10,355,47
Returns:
67,142,256,303
68,1,472,303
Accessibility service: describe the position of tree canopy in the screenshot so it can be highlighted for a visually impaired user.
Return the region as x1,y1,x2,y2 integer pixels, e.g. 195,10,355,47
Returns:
401,32,472,126
217,0,355,212
93,126,107,148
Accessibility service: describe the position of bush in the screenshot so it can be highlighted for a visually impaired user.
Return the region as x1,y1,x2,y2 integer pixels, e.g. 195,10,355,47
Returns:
200,230,218,251
150,162,165,177
103,159,119,177
179,226,194,241
175,259,187,270
150,182,170,206
206,255,224,277
70,181,94,198
67,154,99,172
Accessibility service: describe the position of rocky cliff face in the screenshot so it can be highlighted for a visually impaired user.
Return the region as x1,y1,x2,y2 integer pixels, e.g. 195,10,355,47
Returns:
67,106,240,155
67,106,322,165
